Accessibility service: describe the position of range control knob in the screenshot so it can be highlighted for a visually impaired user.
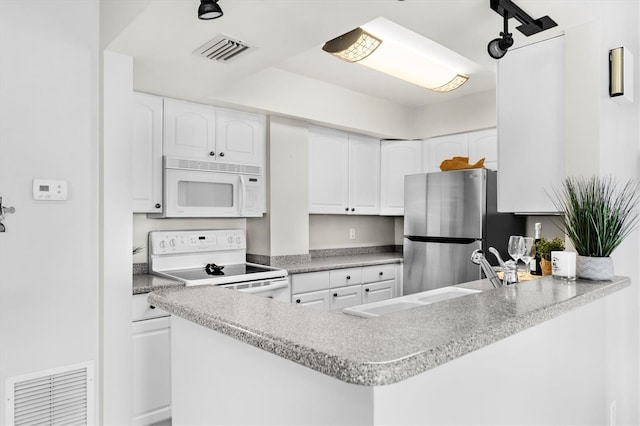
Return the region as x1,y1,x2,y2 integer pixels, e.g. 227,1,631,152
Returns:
236,236,241,244
228,236,234,244
169,239,176,247
159,240,166,248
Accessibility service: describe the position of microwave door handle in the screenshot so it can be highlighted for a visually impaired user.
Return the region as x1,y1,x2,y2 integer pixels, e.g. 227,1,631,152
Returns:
239,175,245,216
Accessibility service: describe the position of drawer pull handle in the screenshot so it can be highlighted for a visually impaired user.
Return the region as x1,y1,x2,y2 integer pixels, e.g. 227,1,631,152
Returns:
296,299,301,304
365,288,370,292
346,276,351,280
333,293,338,297
149,305,156,309
379,272,384,276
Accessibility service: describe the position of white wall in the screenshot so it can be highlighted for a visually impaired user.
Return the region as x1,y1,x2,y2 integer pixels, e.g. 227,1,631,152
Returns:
409,90,497,139
0,0,100,423
211,67,413,139
595,3,640,422
102,51,134,425
268,116,310,256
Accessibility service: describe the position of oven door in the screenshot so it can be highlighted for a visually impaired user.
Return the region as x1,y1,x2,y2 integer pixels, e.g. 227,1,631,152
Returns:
164,168,240,217
224,279,290,302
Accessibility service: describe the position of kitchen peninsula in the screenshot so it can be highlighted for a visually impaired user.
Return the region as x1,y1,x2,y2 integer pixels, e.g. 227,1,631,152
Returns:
149,275,630,425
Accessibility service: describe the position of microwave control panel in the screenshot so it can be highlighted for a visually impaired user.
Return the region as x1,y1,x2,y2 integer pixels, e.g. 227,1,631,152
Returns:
149,229,246,255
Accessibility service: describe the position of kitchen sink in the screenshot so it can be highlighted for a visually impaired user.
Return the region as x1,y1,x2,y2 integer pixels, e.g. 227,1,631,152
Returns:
343,286,481,318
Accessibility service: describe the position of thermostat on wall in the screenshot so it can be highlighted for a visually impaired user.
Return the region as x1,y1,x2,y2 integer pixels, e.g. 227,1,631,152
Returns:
32,179,68,201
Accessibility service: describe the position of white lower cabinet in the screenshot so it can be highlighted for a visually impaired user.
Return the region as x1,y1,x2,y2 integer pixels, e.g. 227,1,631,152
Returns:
132,294,171,426
330,286,363,310
291,264,399,312
292,289,331,311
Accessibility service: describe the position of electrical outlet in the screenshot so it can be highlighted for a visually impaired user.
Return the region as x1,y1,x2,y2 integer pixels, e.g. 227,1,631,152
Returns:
609,400,617,426
349,228,356,240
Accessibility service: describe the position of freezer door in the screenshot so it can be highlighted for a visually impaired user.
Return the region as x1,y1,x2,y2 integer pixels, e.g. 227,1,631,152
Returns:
403,238,483,295
404,170,486,239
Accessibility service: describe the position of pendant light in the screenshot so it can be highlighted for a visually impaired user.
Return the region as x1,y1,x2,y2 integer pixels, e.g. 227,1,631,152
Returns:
198,0,223,20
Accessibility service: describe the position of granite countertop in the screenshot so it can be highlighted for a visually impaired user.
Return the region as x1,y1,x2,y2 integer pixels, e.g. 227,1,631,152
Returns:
133,274,184,295
278,252,403,274
148,275,629,386
133,252,403,294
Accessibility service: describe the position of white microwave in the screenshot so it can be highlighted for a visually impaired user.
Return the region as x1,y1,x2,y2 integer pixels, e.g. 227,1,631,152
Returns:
152,157,265,218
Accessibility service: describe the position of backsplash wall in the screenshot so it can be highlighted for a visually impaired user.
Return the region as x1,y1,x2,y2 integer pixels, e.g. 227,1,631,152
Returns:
309,214,395,250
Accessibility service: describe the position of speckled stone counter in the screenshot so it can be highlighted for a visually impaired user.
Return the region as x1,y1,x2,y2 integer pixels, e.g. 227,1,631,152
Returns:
133,274,184,295
148,275,629,386
277,252,403,274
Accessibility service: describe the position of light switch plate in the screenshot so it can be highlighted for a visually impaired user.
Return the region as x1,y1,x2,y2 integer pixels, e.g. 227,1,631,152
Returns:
33,179,68,201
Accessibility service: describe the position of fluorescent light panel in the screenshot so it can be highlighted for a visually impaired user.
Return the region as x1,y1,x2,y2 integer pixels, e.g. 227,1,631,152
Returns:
324,18,476,93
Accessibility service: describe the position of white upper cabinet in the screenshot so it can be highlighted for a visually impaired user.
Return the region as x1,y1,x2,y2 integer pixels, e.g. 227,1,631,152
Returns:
467,128,498,171
132,92,163,213
423,129,497,173
309,127,349,214
163,98,216,160
348,134,380,215
309,127,380,215
423,133,468,173
379,140,423,216
497,36,564,213
215,108,265,165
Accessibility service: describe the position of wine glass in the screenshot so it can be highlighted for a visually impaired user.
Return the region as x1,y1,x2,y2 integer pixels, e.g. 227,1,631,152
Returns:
508,236,525,269
520,237,535,275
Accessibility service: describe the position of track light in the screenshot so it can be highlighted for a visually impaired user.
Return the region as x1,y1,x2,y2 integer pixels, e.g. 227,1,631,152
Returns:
487,15,513,59
487,0,556,60
198,0,223,20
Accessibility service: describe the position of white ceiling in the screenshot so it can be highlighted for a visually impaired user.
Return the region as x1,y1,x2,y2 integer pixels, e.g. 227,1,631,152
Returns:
106,0,599,109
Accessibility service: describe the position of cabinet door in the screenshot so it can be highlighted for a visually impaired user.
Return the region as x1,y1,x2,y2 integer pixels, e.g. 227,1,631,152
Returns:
329,267,363,288
424,133,468,173
215,108,265,165
348,135,380,215
329,286,363,311
292,289,331,311
163,98,216,159
498,36,564,213
132,93,163,213
362,280,395,304
379,140,423,215
467,128,497,171
361,264,396,284
132,317,171,425
309,127,349,214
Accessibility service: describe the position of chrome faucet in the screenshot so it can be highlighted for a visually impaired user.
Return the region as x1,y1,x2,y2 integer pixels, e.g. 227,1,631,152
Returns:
470,249,503,288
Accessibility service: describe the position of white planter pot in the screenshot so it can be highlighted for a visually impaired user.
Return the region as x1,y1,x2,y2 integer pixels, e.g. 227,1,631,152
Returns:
576,256,614,281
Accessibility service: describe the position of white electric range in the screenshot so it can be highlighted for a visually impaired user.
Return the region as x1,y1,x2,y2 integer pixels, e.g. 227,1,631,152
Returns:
149,229,289,301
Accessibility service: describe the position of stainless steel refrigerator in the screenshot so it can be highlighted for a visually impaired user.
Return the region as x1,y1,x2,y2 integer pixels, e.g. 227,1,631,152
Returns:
403,169,525,295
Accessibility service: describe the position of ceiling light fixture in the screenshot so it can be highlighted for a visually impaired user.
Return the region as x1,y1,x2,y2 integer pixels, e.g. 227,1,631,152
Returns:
322,18,476,93
322,28,381,63
198,0,223,20
487,0,557,59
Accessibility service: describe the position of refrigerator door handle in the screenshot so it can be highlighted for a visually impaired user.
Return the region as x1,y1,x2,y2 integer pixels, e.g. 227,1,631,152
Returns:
405,236,479,245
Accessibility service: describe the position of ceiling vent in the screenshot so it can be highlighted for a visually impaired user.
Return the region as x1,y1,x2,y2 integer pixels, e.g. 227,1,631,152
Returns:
193,34,255,63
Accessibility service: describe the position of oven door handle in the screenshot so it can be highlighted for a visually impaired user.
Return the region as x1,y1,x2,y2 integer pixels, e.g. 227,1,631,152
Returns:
240,280,288,294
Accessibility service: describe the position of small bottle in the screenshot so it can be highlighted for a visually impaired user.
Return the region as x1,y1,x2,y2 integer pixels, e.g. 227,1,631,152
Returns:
530,223,543,275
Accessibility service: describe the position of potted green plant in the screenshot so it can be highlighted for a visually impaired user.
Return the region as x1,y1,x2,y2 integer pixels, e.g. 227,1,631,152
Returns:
535,237,565,275
550,175,640,280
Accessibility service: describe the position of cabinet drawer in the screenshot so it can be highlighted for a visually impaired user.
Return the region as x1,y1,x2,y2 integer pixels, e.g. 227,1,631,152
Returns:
132,294,170,322
329,267,362,288
290,271,330,294
330,286,363,311
362,280,395,304
291,289,330,311
362,264,396,283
